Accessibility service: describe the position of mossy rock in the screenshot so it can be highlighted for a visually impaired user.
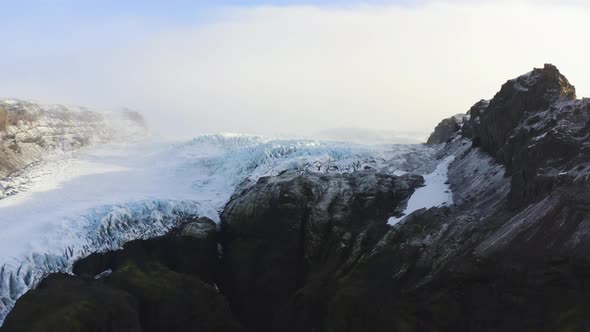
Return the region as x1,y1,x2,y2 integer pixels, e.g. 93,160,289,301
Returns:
1,273,141,332
108,262,244,332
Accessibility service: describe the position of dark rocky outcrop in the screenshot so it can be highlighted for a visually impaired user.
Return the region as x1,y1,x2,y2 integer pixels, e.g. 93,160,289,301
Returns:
426,114,463,145
3,264,244,332
462,64,590,207
2,218,245,332
464,64,576,157
219,170,424,331
73,217,219,284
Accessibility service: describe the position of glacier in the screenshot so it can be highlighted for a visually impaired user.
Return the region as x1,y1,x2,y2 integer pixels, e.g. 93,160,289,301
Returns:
0,133,442,324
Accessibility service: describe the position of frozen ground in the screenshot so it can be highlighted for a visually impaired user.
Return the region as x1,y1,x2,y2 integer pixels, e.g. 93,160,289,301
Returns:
0,133,441,324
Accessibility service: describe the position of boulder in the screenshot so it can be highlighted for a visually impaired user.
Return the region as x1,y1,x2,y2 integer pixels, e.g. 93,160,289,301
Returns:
460,64,589,207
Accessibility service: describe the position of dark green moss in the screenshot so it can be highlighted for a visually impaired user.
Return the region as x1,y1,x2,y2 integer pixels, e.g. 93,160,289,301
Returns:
1,274,141,332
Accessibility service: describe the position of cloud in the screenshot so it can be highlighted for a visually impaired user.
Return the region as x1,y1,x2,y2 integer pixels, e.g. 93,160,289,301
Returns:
0,2,589,139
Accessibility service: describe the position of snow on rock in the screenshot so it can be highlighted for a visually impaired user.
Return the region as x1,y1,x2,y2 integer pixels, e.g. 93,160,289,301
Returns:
388,155,455,225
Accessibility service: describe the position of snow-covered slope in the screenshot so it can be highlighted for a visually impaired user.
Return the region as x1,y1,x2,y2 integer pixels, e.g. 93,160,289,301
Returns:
0,132,440,325
387,155,455,225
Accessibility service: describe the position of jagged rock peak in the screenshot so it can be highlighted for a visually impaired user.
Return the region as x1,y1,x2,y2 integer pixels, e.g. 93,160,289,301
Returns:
433,65,576,148
432,64,590,207
461,64,576,158
502,63,576,101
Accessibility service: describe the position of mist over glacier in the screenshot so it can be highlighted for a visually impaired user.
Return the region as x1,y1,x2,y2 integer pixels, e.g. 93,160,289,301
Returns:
2,2,590,139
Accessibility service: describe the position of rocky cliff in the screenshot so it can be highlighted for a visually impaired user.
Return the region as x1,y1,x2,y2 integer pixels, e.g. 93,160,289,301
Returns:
5,64,590,332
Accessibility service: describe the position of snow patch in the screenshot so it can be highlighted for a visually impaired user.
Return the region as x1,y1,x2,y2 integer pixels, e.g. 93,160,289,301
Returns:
388,155,455,225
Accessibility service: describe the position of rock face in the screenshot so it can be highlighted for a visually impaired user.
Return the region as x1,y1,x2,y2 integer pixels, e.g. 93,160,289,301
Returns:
1,219,245,332
462,64,590,207
220,170,424,331
465,64,576,159
426,114,463,145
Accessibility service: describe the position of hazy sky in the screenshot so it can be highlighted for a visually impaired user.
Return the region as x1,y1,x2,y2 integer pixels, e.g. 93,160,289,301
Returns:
1,0,589,138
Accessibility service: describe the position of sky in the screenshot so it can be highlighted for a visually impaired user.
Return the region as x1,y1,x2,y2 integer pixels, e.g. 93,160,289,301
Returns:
0,0,589,139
